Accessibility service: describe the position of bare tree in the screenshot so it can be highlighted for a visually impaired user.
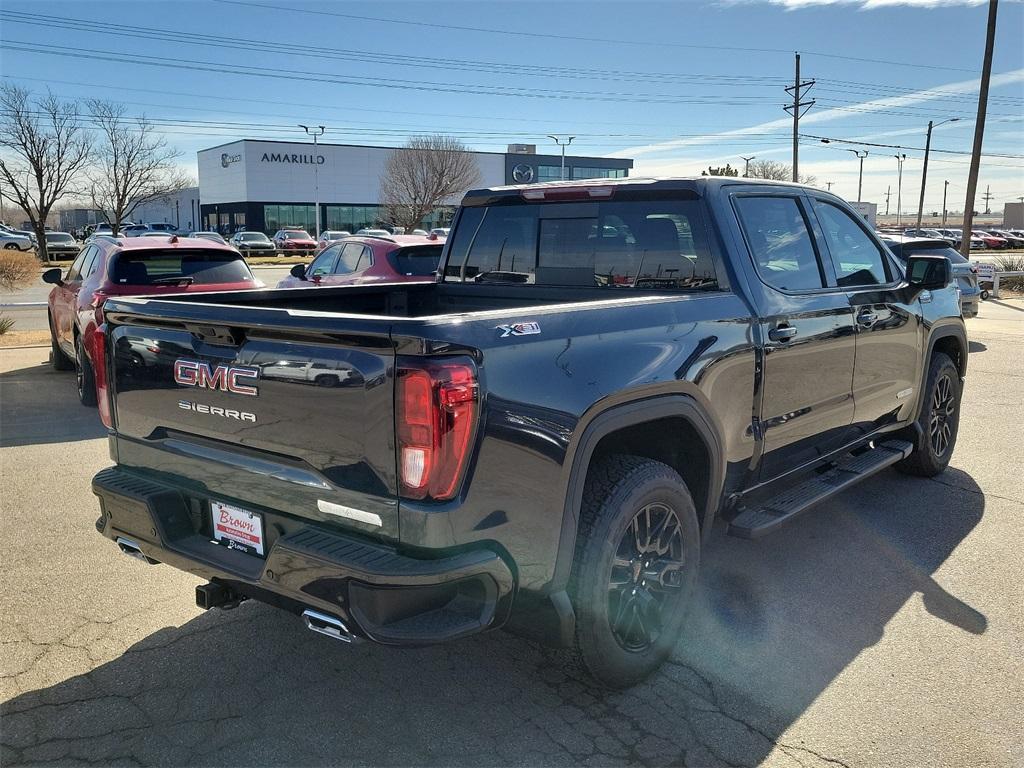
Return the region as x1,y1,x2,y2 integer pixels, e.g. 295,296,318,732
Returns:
379,135,480,232
748,159,816,186
87,100,191,235
0,84,92,262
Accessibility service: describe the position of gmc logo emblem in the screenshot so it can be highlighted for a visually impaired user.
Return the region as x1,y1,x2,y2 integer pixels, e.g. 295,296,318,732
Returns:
173,359,259,396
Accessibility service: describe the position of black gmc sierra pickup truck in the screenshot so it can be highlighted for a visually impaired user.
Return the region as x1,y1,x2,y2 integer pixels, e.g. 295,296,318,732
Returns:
91,177,966,687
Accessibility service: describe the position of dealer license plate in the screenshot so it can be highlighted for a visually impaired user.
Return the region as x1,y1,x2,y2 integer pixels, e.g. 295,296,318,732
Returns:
211,501,265,556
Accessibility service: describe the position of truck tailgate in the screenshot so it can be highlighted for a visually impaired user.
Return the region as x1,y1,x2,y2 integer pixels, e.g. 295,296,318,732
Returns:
105,299,399,539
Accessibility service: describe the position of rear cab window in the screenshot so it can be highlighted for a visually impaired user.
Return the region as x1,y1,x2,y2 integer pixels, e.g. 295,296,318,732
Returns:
443,196,718,291
110,248,254,286
733,195,825,291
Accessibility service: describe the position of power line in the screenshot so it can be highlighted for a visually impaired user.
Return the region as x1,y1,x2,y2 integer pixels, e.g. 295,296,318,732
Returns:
0,40,788,105
0,9,791,90
212,0,984,74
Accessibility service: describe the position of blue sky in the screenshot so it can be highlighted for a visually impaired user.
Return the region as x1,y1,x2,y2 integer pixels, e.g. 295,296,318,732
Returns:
1,0,1022,214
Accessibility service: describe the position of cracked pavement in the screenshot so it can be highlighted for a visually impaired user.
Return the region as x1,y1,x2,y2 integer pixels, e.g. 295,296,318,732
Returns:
2,300,1022,767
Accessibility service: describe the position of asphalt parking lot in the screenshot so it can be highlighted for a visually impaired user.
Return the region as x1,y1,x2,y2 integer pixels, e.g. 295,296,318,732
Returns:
1,300,1022,767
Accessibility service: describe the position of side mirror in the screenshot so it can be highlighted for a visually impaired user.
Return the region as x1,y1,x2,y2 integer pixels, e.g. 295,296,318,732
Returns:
906,254,950,292
42,267,64,286
289,264,307,280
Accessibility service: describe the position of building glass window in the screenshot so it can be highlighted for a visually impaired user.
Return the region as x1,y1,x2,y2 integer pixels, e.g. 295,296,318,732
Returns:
537,165,564,183
572,167,627,180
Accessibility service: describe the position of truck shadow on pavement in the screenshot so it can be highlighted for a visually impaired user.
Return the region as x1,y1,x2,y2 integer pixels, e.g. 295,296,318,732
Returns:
1,468,986,767
0,356,106,447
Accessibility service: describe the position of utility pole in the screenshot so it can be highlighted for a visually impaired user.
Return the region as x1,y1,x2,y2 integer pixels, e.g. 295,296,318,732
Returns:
961,0,998,257
783,53,815,182
894,154,907,226
916,117,959,229
885,186,891,216
826,182,833,191
847,149,868,202
982,185,994,214
942,180,949,225
547,135,576,181
299,124,325,238
741,155,756,177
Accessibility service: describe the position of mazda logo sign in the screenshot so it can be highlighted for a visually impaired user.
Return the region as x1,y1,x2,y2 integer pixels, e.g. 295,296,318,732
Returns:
512,164,535,183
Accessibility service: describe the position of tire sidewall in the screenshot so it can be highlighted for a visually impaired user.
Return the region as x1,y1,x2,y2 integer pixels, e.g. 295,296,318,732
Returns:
916,354,961,471
574,464,700,687
76,334,97,406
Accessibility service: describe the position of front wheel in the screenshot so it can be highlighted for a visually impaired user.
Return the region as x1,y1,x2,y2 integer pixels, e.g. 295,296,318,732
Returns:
569,455,700,688
3,243,18,250
75,334,98,407
895,352,961,477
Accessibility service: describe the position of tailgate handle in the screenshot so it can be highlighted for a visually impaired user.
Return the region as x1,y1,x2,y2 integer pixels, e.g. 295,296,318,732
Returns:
186,324,244,346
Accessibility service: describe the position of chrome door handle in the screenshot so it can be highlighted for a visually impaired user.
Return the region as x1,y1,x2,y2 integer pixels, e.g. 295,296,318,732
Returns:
768,326,798,342
857,311,878,327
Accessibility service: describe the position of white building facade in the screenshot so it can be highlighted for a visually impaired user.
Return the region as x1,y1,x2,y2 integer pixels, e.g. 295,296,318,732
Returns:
197,140,633,235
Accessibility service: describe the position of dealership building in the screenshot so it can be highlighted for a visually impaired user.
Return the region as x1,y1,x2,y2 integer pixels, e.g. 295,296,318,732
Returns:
197,140,633,235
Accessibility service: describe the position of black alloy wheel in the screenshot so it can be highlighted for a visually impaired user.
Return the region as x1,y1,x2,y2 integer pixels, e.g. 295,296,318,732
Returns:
929,372,956,458
608,502,687,652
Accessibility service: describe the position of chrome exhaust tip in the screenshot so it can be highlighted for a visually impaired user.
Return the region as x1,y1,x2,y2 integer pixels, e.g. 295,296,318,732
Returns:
302,609,357,643
116,537,148,561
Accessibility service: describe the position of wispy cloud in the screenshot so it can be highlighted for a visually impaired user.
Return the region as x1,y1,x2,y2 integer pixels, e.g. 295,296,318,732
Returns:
614,69,1024,159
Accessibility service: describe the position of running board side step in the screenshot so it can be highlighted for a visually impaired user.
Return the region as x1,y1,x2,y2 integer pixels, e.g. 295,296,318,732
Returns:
728,439,914,539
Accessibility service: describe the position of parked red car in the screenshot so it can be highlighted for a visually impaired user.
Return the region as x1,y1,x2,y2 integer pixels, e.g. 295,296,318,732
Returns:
972,230,1008,249
275,234,443,288
272,229,317,255
44,235,260,410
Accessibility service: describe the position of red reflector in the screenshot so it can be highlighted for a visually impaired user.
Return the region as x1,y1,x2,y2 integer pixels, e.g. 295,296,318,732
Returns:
520,185,615,201
396,358,478,501
92,324,112,429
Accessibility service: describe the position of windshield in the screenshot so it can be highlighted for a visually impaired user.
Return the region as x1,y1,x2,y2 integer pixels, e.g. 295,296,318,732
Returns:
46,233,75,243
283,231,312,239
239,233,270,242
388,245,443,276
110,249,254,286
443,197,718,290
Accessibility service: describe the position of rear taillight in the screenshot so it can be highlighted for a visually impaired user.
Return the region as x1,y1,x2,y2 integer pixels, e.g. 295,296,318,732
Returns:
396,358,479,501
91,290,108,326
92,324,112,429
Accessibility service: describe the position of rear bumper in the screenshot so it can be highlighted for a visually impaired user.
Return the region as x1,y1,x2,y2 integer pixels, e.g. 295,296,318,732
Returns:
92,466,515,644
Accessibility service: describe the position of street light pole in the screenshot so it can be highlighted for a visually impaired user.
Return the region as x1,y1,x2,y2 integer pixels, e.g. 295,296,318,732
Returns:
942,180,949,226
741,155,756,177
894,154,907,226
916,117,959,229
547,135,575,180
299,124,326,238
847,149,868,202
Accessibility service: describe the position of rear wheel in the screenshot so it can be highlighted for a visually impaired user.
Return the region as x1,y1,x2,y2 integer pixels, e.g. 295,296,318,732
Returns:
4,243,18,250
895,352,960,477
49,314,74,371
75,334,98,407
568,455,700,688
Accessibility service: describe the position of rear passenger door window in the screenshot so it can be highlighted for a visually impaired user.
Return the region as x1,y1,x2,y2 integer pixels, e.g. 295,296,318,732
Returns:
811,200,891,287
337,243,371,274
734,196,825,292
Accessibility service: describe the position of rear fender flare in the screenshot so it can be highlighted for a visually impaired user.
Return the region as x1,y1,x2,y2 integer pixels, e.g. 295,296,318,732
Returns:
549,395,725,593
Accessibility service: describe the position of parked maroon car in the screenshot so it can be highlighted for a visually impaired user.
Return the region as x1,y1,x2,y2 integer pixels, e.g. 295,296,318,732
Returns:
275,234,443,288
43,235,261,414
272,229,317,255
